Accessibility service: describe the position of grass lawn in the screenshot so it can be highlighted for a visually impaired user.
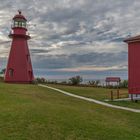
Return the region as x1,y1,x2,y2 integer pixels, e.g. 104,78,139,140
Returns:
46,84,128,100
0,83,140,139
48,84,140,109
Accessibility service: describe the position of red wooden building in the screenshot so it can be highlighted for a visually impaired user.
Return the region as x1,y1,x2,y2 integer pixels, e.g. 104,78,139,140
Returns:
124,35,140,98
105,77,121,87
4,11,34,83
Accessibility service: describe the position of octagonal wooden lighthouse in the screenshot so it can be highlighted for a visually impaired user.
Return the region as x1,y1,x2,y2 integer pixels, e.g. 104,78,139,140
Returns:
4,11,34,83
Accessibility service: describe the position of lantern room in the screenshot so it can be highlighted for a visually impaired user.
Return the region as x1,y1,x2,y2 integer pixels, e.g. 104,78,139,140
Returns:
12,10,27,28
9,10,30,40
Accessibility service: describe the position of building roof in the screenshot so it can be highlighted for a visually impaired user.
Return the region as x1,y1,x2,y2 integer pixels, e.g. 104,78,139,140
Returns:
105,77,121,82
124,35,140,43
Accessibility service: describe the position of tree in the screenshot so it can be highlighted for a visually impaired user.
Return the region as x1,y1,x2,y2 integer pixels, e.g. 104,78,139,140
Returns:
0,68,6,75
88,80,96,85
88,80,100,87
119,80,128,88
36,77,46,83
69,76,83,85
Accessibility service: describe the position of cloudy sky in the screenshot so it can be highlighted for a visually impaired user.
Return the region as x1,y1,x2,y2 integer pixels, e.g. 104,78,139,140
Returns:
0,0,140,80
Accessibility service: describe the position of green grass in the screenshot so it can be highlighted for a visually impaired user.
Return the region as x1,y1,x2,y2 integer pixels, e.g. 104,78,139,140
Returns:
110,101,140,109
0,83,140,139
48,84,140,109
47,85,110,101
47,84,127,100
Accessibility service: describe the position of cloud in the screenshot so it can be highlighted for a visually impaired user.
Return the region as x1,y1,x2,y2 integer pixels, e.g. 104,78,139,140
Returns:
0,0,139,79
52,65,127,72
32,51,127,70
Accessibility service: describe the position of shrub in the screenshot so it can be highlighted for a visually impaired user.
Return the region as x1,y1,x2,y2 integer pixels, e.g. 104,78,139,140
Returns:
69,76,83,85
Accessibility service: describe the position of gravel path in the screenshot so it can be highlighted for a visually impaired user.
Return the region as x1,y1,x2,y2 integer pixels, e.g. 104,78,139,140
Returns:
39,84,140,113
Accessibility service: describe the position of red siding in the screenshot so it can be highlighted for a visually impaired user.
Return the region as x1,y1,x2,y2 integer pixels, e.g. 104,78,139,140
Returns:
105,77,121,82
128,42,140,94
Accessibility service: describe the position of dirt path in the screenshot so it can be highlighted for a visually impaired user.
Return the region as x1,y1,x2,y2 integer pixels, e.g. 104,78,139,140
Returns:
39,84,140,113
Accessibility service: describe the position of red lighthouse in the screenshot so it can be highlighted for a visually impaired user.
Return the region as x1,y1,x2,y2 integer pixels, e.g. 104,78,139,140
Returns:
4,11,34,83
124,35,140,98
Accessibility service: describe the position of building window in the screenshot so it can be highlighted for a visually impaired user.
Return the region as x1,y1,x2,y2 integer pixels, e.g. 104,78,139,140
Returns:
9,68,14,77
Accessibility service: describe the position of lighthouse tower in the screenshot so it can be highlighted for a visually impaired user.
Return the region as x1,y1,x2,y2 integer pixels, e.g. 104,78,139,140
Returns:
4,11,34,83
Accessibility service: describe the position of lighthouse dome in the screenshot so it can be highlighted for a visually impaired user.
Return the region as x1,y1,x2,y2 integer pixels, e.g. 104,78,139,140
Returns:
13,10,27,21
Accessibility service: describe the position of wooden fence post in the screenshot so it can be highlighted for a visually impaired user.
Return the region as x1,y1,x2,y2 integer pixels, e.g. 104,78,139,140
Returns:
117,89,119,99
131,94,133,101
111,90,113,101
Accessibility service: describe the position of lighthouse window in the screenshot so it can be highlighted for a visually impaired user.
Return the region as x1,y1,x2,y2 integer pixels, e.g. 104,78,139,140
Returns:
22,22,26,28
9,68,14,77
14,21,18,27
14,20,26,28
18,22,22,27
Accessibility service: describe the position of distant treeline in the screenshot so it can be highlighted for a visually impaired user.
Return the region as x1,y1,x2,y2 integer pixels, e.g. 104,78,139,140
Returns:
35,76,128,88
0,73,128,88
